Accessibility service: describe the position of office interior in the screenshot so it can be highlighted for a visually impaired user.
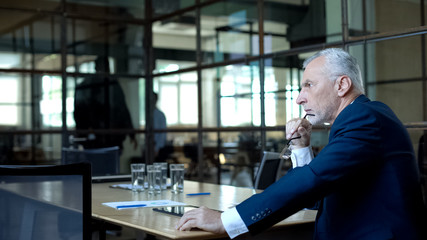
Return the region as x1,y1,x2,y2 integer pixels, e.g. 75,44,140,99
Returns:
0,0,426,190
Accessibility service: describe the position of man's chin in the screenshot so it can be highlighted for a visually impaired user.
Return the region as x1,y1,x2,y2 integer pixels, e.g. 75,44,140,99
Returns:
306,116,317,125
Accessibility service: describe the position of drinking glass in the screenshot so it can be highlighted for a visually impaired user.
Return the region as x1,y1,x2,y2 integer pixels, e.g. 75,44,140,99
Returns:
170,164,185,193
131,163,145,192
147,165,162,194
154,162,168,190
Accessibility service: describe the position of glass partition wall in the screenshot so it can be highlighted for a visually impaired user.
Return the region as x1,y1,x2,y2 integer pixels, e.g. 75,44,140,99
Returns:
1,0,426,185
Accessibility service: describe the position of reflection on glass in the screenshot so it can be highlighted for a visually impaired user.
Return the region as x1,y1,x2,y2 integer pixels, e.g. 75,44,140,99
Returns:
264,54,307,124
351,36,422,83
0,0,61,11
0,73,31,129
6,133,63,164
0,10,62,71
152,71,198,127
67,19,144,75
67,0,144,19
41,75,61,127
220,131,260,187
201,1,259,64
368,82,422,123
202,62,261,127
0,75,19,125
153,1,195,17
347,0,422,37
152,12,196,73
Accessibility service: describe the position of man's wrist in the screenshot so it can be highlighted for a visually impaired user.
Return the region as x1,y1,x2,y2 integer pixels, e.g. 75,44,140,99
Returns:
221,207,249,239
289,143,309,150
290,146,314,168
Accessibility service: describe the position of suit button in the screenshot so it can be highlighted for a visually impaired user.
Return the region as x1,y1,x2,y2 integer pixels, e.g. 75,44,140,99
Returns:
256,213,261,219
266,208,272,214
251,216,257,221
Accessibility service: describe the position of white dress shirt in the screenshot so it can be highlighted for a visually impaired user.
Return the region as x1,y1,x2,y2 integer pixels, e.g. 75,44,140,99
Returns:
221,146,314,239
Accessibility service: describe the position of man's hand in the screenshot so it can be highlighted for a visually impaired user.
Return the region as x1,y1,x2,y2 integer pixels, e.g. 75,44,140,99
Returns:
176,206,226,234
286,117,312,149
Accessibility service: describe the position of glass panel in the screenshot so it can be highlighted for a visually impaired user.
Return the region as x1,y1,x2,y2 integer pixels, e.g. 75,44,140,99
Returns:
348,36,423,123
348,0,422,38
68,19,144,75
159,131,197,176
202,132,220,184
0,10,62,71
264,55,303,125
264,0,328,52
153,0,195,17
119,133,145,174
0,73,32,129
202,61,260,127
138,78,146,128
217,131,260,186
200,0,259,64
201,67,218,127
71,75,138,150
40,133,62,164
371,36,422,82
367,81,423,123
325,0,342,42
4,133,62,165
40,75,70,128
0,0,61,11
266,51,320,124
263,0,327,52
153,71,198,127
152,11,196,73
66,0,145,20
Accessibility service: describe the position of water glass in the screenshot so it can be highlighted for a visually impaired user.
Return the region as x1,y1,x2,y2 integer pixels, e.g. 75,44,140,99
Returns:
147,165,162,194
154,162,168,190
170,164,185,193
131,163,145,192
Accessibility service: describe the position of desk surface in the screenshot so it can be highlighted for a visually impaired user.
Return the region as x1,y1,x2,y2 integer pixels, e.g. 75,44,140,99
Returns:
92,180,316,240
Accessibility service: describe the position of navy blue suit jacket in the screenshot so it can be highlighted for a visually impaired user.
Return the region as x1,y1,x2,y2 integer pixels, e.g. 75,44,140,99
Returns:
236,95,426,239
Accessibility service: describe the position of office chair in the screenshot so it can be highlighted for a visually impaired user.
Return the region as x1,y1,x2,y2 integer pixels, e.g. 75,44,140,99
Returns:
62,146,120,176
418,135,427,206
0,163,92,240
253,151,283,190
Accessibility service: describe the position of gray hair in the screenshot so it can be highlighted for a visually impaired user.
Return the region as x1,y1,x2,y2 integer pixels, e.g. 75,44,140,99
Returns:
303,48,365,94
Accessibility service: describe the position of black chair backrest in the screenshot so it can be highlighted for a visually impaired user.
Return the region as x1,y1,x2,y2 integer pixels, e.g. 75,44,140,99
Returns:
0,163,92,240
418,135,427,206
254,151,283,190
62,146,120,176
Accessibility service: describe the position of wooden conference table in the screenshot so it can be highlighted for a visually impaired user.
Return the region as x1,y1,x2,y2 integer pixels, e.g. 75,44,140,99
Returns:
92,180,317,240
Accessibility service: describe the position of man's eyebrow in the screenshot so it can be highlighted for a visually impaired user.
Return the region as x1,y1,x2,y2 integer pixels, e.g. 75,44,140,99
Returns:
300,79,311,86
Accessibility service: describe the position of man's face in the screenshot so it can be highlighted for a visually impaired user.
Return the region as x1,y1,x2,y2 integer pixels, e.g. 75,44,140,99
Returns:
296,56,340,125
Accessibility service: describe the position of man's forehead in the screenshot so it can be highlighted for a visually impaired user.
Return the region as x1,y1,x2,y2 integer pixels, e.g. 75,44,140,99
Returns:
305,55,325,70
302,57,326,80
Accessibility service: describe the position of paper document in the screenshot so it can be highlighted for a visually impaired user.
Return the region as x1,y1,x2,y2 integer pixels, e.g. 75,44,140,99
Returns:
110,184,135,190
102,200,187,210
110,183,170,190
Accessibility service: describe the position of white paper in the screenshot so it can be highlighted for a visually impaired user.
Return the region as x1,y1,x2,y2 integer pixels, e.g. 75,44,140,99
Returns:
110,184,134,190
110,183,169,190
102,200,187,210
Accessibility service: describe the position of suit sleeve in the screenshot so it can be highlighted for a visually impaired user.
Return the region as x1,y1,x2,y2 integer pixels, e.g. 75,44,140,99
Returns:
236,103,383,235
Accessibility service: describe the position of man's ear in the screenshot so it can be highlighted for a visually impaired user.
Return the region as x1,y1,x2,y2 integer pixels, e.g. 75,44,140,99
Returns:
335,75,352,97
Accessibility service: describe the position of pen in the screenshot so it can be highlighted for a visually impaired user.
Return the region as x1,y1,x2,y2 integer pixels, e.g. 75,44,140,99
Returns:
116,204,147,209
186,192,211,196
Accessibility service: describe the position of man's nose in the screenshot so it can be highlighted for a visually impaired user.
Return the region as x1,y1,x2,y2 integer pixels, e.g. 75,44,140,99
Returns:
296,92,305,105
